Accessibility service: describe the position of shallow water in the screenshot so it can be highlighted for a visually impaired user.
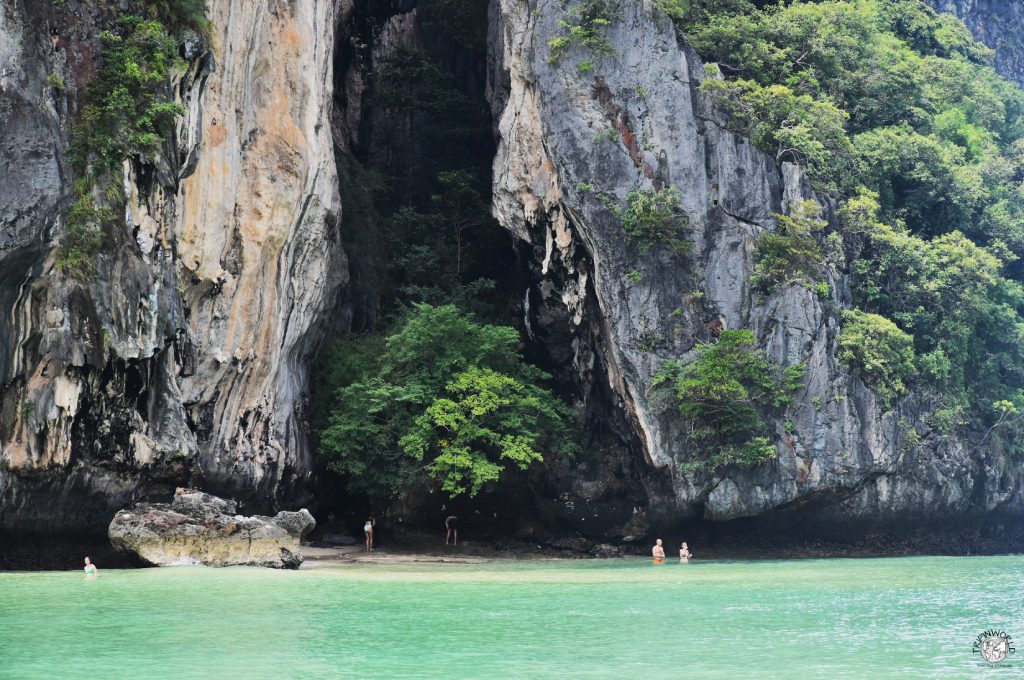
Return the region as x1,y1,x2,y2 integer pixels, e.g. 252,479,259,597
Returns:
1,556,1022,678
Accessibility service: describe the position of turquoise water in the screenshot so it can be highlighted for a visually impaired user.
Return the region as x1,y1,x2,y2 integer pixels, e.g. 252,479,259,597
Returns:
1,556,1022,678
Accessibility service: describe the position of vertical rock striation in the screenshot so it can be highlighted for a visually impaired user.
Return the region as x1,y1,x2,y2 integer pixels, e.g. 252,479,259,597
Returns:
173,0,345,504
489,0,1024,533
0,0,346,533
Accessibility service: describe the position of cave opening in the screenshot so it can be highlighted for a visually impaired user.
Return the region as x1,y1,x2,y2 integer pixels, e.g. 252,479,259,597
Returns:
308,0,542,537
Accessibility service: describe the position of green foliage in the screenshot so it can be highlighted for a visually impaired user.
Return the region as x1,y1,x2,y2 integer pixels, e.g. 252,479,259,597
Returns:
837,309,916,407
751,199,826,293
365,46,511,315
604,186,690,255
548,0,619,65
678,436,776,474
61,7,200,278
626,270,643,284
674,0,1024,442
701,68,853,191
653,329,804,471
654,0,688,21
399,366,573,496
142,0,211,34
317,305,576,499
47,73,66,91
900,421,922,451
930,407,965,436
685,0,1024,234
852,219,1004,396
19,401,35,419
144,0,209,33
72,18,185,173
55,195,112,277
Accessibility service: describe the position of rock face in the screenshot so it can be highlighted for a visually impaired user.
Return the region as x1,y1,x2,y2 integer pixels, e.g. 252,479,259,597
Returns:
928,0,1024,85
488,0,1024,532
108,489,315,568
0,0,345,533
3,0,1024,547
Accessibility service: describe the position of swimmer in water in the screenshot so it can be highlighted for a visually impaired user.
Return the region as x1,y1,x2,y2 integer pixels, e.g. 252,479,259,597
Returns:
679,542,692,562
83,556,97,576
652,539,665,564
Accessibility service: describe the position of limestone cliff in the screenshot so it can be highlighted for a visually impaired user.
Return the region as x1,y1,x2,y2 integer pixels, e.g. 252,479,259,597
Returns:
488,0,1024,533
3,0,1024,547
0,0,344,533
928,0,1024,85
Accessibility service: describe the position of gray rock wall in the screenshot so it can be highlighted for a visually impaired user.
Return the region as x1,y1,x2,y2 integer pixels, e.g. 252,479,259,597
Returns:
2,0,1023,541
489,0,1024,531
0,0,346,532
928,0,1024,85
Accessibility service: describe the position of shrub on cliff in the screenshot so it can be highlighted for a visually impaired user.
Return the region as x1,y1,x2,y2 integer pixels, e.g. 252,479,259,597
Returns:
599,186,691,255
652,330,804,471
317,304,576,499
837,309,917,407
71,17,185,174
751,199,827,293
60,8,200,277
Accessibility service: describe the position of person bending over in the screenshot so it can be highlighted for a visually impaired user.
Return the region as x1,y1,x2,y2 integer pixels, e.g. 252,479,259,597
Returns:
445,515,459,546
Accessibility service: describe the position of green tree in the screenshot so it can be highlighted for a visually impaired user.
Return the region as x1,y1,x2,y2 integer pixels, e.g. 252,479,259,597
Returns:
606,186,690,255
653,330,804,470
837,309,917,407
60,11,194,276
318,305,575,499
751,199,826,293
667,0,1024,448
701,71,853,192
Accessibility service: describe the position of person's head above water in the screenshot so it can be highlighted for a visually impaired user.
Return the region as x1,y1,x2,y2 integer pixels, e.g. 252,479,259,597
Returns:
84,557,91,565
656,539,663,546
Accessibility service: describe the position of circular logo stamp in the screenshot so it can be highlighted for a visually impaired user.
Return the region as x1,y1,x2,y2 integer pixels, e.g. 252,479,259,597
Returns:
973,630,1016,664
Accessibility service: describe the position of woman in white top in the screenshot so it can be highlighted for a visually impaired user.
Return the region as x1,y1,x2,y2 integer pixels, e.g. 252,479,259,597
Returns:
679,542,692,562
363,516,375,552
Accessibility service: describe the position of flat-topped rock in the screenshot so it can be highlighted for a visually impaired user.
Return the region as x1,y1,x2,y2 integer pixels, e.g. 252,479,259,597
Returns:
108,488,315,569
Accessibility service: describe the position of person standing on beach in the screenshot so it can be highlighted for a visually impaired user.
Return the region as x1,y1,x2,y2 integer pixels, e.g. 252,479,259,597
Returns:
445,515,459,545
83,556,97,576
363,514,375,552
679,542,692,562
652,539,665,564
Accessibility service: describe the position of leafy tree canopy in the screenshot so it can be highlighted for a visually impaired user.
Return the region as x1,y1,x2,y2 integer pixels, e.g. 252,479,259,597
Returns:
652,329,804,471
660,0,1024,453
316,305,576,500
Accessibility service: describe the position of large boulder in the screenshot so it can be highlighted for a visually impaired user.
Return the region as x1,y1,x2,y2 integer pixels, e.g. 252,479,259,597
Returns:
108,489,315,569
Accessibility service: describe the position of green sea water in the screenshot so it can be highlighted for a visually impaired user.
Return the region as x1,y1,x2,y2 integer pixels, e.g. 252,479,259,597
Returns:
1,556,1022,678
